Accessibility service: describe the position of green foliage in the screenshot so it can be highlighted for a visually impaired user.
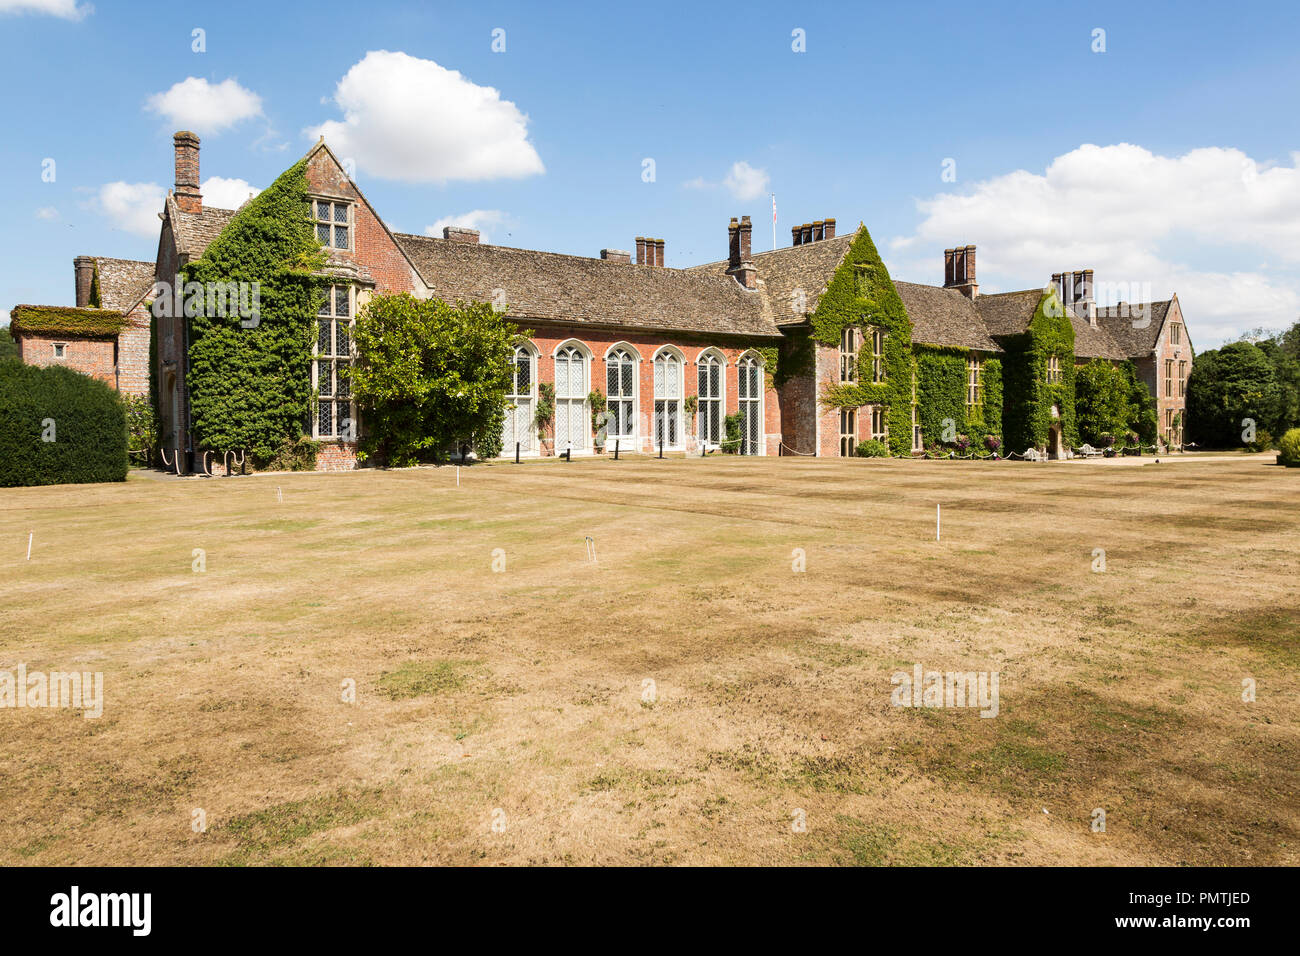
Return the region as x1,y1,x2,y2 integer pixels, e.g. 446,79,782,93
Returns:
588,389,607,440
1000,289,1077,452
0,326,17,361
909,346,1001,448
183,159,327,462
88,265,102,309
723,411,743,453
1074,358,1155,445
535,381,555,440
348,292,517,465
266,435,322,471
0,363,127,486
982,357,1002,436
8,305,128,337
856,439,889,457
1278,428,1300,466
122,393,158,458
810,226,914,455
1186,342,1281,448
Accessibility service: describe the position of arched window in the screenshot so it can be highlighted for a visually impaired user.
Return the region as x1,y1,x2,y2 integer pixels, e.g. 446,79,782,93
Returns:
653,349,683,448
502,343,535,455
738,353,763,455
554,344,588,452
605,348,637,441
697,351,724,447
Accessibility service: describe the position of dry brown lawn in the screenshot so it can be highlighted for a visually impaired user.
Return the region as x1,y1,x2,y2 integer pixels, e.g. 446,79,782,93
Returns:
0,453,1296,866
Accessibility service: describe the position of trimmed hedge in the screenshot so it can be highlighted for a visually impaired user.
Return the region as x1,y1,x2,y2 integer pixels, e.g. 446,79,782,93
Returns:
1278,428,1300,467
0,362,127,486
8,305,128,338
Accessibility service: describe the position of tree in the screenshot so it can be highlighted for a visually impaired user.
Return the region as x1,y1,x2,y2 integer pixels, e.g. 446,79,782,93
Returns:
1185,342,1280,447
347,293,518,465
0,326,18,362
1074,358,1129,444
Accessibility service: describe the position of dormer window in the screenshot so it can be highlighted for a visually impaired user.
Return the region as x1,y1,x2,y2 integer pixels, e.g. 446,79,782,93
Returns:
313,199,351,250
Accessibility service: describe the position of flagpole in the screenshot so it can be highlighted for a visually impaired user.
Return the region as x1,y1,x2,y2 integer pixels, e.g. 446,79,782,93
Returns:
770,193,777,251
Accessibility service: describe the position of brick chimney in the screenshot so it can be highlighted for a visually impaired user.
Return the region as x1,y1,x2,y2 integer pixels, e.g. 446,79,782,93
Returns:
601,248,631,264
1053,269,1096,325
726,216,756,289
654,238,665,267
74,256,96,308
442,226,480,244
824,218,836,239
636,237,647,265
944,244,978,299
791,225,803,247
173,131,202,215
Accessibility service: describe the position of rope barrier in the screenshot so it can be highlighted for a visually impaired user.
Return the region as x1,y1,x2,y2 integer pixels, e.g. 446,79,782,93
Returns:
779,442,816,457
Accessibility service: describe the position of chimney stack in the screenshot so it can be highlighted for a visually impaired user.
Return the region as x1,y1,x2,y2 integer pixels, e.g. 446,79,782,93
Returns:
824,218,836,239
1055,268,1096,325
636,237,648,265
725,216,756,289
654,238,665,267
442,226,480,244
600,248,631,264
74,256,96,308
945,244,978,298
173,131,202,215
812,220,825,242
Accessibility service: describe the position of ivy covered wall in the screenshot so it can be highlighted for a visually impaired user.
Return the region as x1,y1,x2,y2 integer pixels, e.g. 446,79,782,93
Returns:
999,289,1078,452
183,160,327,461
811,226,915,456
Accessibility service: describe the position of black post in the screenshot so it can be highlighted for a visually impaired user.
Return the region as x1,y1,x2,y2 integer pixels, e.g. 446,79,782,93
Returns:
515,442,520,464
615,440,620,461
658,437,663,459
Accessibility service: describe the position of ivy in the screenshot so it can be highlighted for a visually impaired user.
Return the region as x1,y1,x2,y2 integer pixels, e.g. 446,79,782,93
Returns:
9,305,128,337
1000,289,1077,452
183,159,327,462
809,226,914,455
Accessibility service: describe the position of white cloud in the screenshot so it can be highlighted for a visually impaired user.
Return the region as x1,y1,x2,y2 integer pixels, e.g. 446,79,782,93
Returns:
145,77,263,134
201,176,260,210
1,309,9,328
307,51,544,183
723,161,770,201
34,206,58,220
426,209,508,245
0,0,92,20
95,181,164,237
891,143,1300,345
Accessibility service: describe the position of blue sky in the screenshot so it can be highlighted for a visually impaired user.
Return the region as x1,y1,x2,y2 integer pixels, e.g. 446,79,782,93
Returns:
2,0,1298,347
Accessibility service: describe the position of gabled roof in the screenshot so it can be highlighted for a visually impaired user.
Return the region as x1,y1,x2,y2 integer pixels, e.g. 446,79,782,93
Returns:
1096,300,1171,357
168,197,238,260
892,280,999,351
394,233,780,338
688,233,855,327
90,257,154,312
975,289,1047,337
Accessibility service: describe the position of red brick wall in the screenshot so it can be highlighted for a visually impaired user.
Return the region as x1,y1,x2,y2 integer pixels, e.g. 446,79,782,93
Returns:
520,326,783,456
116,304,151,396
18,334,116,386
1152,300,1190,447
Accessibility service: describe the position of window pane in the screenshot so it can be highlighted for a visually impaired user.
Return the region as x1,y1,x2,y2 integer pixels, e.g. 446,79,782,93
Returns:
336,322,350,357
621,362,633,396
336,405,351,437
517,356,530,393
335,287,350,317
334,225,348,248
333,203,348,223
316,200,330,220
318,360,333,396
317,223,331,244
337,368,350,399
318,399,332,436
607,363,618,395
318,320,332,354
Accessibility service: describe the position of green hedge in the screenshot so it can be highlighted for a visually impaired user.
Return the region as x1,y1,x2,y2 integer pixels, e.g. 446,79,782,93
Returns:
1000,290,1077,452
0,362,127,486
1279,428,1300,467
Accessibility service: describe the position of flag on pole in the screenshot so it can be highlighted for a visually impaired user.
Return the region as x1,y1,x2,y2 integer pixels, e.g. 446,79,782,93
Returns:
770,194,777,250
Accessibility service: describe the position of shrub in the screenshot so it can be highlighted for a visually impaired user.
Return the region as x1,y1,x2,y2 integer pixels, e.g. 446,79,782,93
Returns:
856,439,889,458
123,393,158,462
952,434,971,452
265,435,321,472
1246,428,1274,452
0,363,127,486
723,412,743,453
1278,428,1300,466
984,434,1001,452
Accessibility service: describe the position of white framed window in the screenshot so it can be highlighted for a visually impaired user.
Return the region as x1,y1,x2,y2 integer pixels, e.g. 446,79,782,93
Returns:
1046,355,1061,384
553,343,588,453
313,198,351,250
966,354,982,408
502,343,536,455
313,284,354,440
839,327,859,383
653,348,683,449
911,367,922,452
697,351,724,446
840,407,857,457
52,342,66,359
605,347,637,441
871,405,888,442
738,352,763,456
871,328,886,383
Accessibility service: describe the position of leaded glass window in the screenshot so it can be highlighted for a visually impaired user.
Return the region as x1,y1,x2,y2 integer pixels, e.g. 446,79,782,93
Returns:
606,348,636,440
313,284,355,440
313,199,351,250
738,354,762,455
653,350,682,448
698,352,724,446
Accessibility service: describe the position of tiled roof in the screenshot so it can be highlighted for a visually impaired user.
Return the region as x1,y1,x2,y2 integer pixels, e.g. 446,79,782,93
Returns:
688,233,855,327
91,257,154,312
1096,300,1171,357
1069,308,1128,360
169,198,237,260
976,289,1047,337
394,233,780,337
892,280,1000,351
